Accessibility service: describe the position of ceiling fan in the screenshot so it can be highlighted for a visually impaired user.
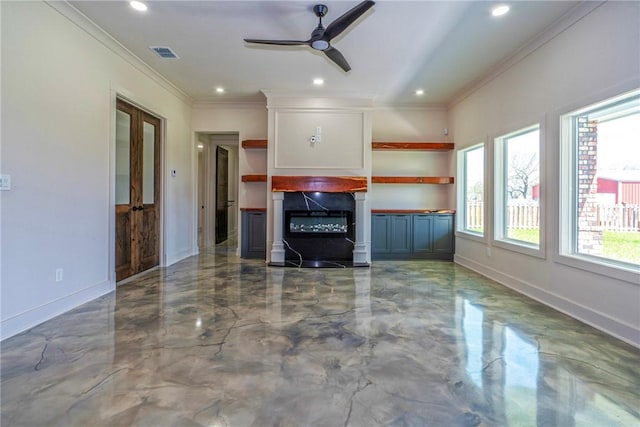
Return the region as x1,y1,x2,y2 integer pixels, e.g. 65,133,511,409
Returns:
244,1,375,72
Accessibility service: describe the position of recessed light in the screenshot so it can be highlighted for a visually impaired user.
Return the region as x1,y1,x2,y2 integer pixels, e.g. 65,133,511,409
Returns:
491,5,510,17
313,78,324,86
130,1,147,12
415,89,425,96
215,87,225,94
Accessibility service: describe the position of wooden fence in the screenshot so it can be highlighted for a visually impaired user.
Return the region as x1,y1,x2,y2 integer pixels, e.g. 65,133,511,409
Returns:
465,202,640,232
597,204,640,232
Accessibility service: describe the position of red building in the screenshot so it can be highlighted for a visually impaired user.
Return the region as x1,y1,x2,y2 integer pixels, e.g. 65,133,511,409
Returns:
597,171,640,204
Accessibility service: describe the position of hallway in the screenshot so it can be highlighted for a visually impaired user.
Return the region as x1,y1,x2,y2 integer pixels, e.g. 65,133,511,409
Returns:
1,245,638,426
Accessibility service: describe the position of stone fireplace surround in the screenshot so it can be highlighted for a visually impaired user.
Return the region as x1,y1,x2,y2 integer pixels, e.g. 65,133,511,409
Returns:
269,176,369,268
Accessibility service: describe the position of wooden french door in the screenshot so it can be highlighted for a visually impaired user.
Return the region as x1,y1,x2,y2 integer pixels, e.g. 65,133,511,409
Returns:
115,99,161,281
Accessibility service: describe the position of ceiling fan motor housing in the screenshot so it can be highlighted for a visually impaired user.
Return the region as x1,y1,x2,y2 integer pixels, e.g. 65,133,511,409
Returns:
313,5,328,18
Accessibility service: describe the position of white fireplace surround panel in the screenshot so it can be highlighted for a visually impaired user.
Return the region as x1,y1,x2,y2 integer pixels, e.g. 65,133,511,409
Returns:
274,110,365,170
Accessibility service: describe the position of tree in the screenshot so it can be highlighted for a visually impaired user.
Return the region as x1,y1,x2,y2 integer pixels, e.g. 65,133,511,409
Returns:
507,152,538,200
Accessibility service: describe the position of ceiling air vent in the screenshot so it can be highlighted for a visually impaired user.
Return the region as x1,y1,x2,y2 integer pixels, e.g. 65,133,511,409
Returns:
150,46,179,59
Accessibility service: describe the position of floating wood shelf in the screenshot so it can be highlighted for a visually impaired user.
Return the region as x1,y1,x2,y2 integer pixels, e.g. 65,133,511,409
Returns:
241,139,268,149
240,207,267,212
271,176,368,192
241,174,267,182
372,176,454,184
372,142,454,151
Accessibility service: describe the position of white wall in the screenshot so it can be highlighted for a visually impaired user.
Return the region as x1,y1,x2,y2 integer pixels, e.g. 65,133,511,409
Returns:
449,2,640,346
371,107,452,210
1,1,194,339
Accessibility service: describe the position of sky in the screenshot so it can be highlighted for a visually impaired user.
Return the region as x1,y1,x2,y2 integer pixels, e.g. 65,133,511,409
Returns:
597,113,640,171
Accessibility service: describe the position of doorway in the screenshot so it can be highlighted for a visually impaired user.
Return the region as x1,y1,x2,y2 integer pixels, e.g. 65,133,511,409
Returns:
115,99,161,281
215,146,229,244
196,133,239,250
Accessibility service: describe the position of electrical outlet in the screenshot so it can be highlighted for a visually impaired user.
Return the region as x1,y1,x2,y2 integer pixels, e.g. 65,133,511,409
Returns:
486,247,491,257
55,268,63,282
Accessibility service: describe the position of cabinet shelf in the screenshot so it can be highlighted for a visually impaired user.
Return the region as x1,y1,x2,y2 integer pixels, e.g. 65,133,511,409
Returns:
372,176,454,184
241,174,267,182
372,142,454,151
241,139,268,149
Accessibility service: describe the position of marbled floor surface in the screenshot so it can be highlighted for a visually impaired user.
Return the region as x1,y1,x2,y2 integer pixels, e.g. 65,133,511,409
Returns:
2,242,639,427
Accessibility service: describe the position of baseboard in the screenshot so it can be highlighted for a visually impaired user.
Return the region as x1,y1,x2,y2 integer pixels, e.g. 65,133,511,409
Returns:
454,254,640,348
0,279,114,341
165,248,194,266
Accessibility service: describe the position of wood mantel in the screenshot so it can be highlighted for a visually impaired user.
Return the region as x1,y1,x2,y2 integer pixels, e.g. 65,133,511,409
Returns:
271,176,367,193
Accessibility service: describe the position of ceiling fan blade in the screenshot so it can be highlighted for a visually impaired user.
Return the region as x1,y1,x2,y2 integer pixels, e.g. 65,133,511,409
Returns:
325,1,375,40
323,46,351,72
244,39,309,46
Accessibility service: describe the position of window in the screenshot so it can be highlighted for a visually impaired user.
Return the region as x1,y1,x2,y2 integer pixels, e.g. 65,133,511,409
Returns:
457,144,485,236
560,90,640,272
495,125,541,253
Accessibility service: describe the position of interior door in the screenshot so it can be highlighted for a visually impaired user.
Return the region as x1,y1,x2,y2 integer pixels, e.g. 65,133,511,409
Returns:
215,146,229,244
115,99,161,281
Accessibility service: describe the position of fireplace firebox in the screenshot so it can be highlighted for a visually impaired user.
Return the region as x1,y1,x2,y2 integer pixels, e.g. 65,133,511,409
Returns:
285,210,352,236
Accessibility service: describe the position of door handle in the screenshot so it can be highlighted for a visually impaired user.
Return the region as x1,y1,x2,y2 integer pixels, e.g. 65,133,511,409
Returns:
132,206,145,211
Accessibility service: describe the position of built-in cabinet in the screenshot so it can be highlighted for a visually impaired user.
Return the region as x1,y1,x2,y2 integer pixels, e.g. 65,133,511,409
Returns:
240,209,266,259
239,139,456,261
371,213,454,260
371,141,455,260
240,139,268,259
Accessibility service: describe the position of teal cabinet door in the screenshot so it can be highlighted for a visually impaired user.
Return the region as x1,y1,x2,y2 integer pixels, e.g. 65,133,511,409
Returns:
390,215,412,253
371,214,391,253
433,215,454,253
241,211,266,258
412,215,433,253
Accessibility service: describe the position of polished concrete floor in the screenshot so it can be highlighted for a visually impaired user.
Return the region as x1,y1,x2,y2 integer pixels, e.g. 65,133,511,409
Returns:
2,242,639,427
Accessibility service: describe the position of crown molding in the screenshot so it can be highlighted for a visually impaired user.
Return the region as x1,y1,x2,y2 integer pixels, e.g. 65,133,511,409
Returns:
46,1,193,106
447,1,606,109
192,101,267,110
372,103,448,112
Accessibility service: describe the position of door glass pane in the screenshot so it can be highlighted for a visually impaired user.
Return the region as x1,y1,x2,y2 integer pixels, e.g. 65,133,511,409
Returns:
142,121,156,204
115,110,131,205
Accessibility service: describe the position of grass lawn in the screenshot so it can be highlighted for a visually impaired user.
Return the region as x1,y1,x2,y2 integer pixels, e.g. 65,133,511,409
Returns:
507,228,540,244
602,231,640,264
505,228,639,264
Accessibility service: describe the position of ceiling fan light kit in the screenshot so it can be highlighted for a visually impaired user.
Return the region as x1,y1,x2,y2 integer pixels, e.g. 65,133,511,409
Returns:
243,1,375,72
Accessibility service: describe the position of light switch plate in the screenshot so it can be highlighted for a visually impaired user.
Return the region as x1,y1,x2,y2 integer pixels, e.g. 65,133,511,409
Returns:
0,174,10,190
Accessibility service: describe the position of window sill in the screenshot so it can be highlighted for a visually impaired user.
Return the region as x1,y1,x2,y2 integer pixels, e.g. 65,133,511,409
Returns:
556,254,640,285
493,238,546,259
455,230,486,244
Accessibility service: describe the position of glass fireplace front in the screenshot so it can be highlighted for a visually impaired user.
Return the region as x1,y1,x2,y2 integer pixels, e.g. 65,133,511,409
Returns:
285,210,351,236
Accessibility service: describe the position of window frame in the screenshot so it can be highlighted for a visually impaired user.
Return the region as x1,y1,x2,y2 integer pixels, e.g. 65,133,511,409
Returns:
456,142,487,242
558,88,640,283
493,120,546,259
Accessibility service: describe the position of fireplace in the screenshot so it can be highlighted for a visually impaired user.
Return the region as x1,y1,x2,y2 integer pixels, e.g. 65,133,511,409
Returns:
281,193,355,266
270,176,369,268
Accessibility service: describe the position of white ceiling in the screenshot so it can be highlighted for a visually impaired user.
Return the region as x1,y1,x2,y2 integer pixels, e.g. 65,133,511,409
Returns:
69,0,581,106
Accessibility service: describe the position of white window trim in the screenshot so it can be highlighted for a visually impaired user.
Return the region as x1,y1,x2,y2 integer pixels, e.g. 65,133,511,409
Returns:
493,118,546,259
557,87,640,284
456,142,487,243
